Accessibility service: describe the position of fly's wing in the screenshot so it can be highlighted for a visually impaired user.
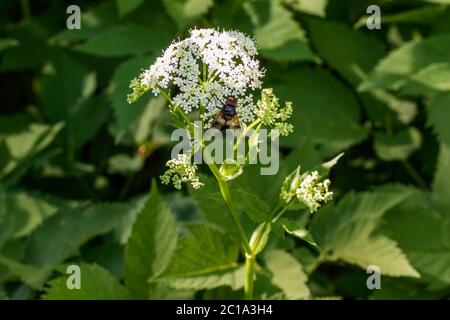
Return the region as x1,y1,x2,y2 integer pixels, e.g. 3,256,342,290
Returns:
226,115,241,129
213,111,226,129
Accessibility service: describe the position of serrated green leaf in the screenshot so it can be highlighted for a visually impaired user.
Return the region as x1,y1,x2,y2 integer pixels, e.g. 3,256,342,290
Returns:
110,55,166,143
43,263,130,300
68,95,110,149
0,189,60,240
0,23,51,71
307,17,385,85
355,5,447,27
25,202,133,267
152,223,242,290
74,25,171,57
116,0,144,17
374,127,422,161
401,63,450,94
108,154,144,176
432,144,450,211
124,182,179,299
0,255,51,289
233,188,270,224
162,0,214,29
1,122,64,182
275,67,367,154
368,34,450,90
265,249,310,299
41,52,89,122
154,266,245,291
247,0,315,62
189,174,236,234
284,0,327,17
311,186,419,277
52,2,119,43
384,190,450,285
428,93,450,147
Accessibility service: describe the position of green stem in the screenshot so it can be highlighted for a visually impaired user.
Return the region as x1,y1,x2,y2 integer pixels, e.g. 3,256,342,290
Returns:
157,86,194,132
205,157,251,254
243,199,294,300
244,255,256,300
401,159,427,189
234,119,261,152
20,0,31,21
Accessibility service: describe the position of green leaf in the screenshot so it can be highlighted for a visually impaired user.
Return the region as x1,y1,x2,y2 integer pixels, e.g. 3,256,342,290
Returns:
234,189,270,224
428,93,450,147
265,250,310,299
284,0,327,17
25,203,133,267
0,255,52,289
124,182,179,299
374,127,422,161
116,0,144,17
401,63,450,94
219,159,243,181
311,186,420,278
249,223,271,255
0,23,51,71
52,2,119,43
355,5,447,27
68,95,111,149
247,0,315,62
152,223,242,290
275,67,367,154
110,55,166,143
189,174,235,234
283,224,318,248
74,25,171,57
162,0,214,30
384,190,450,285
43,263,131,300
367,34,450,90
1,123,64,182
0,112,34,136
0,38,18,52
41,52,89,122
307,17,385,85
0,189,60,239
432,144,450,211
108,154,144,176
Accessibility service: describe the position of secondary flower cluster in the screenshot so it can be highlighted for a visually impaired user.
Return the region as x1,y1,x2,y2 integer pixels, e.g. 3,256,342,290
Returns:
255,88,293,138
128,28,265,126
280,167,333,213
160,154,203,190
295,171,333,213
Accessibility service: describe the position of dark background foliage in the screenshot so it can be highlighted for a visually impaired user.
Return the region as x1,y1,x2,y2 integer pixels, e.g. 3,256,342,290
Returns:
0,0,449,300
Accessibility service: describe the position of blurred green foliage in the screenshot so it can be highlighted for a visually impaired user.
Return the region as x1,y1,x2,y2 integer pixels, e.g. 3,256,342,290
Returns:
0,0,450,300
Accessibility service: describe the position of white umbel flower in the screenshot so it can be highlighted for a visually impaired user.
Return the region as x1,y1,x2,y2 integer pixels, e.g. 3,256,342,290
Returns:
296,171,333,213
160,154,203,190
128,28,265,126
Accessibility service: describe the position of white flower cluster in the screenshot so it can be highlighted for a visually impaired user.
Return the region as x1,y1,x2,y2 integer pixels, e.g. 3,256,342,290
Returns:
296,171,333,213
128,28,265,126
160,154,203,190
254,88,293,138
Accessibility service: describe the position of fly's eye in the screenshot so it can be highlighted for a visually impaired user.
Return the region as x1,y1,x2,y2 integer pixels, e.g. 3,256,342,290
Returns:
224,105,234,113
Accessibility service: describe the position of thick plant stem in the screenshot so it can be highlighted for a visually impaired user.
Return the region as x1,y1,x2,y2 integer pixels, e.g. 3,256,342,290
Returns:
206,160,251,254
244,254,256,300
243,200,294,299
